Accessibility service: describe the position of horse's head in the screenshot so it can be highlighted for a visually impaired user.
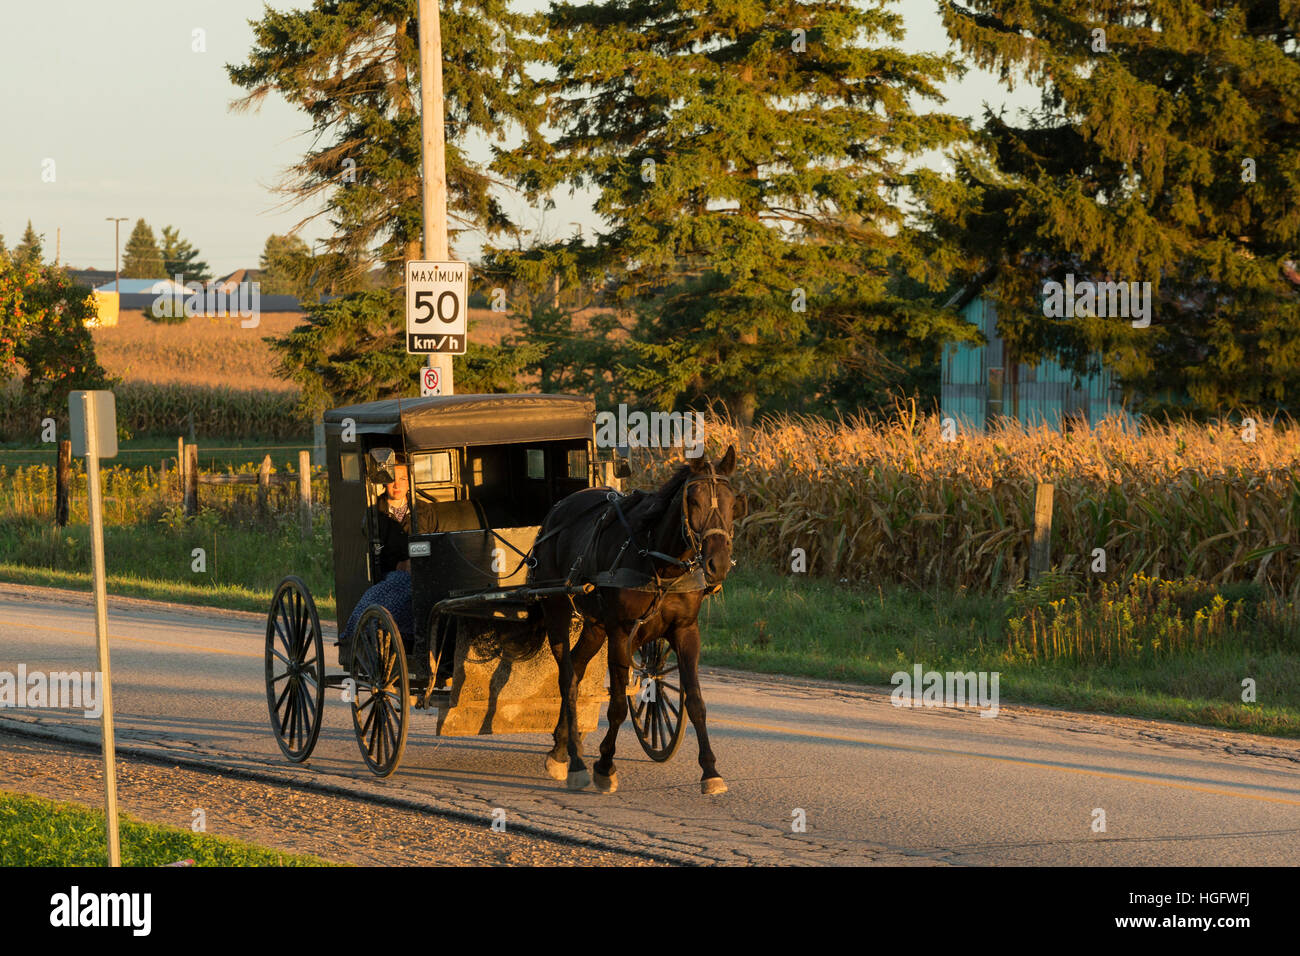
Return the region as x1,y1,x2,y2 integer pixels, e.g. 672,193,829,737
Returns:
681,445,747,585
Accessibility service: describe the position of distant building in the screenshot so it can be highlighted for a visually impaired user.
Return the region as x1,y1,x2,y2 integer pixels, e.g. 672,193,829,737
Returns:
93,278,190,296
213,269,264,294
941,270,1130,431
66,268,117,290
942,260,1300,430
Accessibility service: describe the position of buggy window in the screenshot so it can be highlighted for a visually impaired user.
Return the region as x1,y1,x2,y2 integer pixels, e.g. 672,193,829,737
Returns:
413,451,453,484
567,449,588,480
525,449,545,480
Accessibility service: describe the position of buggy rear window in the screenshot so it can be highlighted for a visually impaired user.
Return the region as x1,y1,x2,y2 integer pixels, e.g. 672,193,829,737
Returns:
525,448,545,480
339,452,361,482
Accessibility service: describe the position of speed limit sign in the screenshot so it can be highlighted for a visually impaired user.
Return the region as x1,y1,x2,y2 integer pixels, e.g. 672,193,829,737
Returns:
406,260,468,354
420,367,441,396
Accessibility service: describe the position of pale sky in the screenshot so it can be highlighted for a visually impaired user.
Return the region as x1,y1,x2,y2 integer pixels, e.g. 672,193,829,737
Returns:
0,0,1036,276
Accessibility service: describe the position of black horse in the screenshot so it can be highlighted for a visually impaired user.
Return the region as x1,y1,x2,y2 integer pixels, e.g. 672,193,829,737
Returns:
527,446,747,794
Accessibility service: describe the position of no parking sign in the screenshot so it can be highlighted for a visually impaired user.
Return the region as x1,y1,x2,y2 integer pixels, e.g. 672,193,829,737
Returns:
420,366,442,396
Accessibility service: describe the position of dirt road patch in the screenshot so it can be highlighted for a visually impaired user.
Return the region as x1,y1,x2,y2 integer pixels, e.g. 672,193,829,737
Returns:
0,731,662,866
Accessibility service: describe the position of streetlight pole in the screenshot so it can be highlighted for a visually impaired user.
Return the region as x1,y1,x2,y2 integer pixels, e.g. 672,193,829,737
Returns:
417,0,455,396
105,218,126,293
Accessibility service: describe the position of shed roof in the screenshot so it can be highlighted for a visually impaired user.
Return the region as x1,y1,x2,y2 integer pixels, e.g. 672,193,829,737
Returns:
322,393,595,448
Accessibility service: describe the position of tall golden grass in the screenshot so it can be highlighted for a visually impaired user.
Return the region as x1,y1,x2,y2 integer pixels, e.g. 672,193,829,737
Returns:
634,406,1300,598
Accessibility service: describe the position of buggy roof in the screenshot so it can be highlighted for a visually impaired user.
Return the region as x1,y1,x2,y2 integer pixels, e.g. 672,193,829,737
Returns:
322,393,595,448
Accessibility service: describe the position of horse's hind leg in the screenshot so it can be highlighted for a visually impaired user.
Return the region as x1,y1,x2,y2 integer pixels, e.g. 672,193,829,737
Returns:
541,597,590,790
675,623,726,794
593,627,630,794
545,614,603,776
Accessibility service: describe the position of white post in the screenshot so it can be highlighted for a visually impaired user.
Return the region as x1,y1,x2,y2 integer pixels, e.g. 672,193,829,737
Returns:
82,392,121,867
418,0,455,395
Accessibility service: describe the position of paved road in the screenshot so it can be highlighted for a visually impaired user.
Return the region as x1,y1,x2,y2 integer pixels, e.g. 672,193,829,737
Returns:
3,583,1298,865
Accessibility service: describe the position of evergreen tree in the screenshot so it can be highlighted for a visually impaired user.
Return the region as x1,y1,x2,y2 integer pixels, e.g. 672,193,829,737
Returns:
12,220,42,265
484,236,628,407
227,0,543,283
937,0,1300,415
159,226,211,283
259,234,313,296
121,219,164,278
268,289,541,417
494,0,976,424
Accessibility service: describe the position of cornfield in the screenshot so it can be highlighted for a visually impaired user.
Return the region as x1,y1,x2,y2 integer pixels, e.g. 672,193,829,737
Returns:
633,406,1300,599
0,460,330,528
0,381,310,442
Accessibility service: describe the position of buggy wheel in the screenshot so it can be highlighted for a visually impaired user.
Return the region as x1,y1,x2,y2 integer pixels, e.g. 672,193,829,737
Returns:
265,575,325,763
349,604,410,777
628,637,685,762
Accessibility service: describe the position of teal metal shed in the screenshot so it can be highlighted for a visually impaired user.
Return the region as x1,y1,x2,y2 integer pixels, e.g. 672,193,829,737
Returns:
940,284,1133,431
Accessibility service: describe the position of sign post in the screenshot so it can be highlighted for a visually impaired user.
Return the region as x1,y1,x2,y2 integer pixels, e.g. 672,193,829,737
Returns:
417,0,457,395
69,389,120,867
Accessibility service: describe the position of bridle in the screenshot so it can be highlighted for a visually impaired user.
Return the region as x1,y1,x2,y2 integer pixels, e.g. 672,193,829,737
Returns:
677,462,734,571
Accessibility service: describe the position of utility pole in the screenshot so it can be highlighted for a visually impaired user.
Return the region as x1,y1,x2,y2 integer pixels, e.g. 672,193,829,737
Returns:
105,217,127,293
417,0,455,395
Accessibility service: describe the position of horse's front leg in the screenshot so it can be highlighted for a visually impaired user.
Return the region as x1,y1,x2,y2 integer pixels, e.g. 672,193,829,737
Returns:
593,625,629,793
543,602,598,790
674,623,726,794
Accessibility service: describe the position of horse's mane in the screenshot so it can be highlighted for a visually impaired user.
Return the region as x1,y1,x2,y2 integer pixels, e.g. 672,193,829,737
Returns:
625,464,693,533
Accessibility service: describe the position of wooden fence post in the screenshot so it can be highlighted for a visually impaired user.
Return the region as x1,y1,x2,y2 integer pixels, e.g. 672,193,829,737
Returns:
184,444,199,517
56,439,71,527
298,450,312,541
1030,481,1055,581
160,458,168,497
177,436,184,477
258,454,272,515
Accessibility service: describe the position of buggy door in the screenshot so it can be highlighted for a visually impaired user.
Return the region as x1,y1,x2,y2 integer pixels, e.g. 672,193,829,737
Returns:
328,437,374,634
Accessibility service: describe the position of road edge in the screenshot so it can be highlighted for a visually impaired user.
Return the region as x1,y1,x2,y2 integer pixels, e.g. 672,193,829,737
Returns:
0,715,705,867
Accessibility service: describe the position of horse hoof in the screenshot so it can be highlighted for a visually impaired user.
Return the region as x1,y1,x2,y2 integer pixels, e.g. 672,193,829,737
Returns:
701,776,728,795
567,768,592,791
545,756,567,781
594,771,618,794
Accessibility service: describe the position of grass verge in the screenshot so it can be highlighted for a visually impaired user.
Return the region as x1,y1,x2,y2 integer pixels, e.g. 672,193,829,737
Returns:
700,567,1300,736
0,791,330,866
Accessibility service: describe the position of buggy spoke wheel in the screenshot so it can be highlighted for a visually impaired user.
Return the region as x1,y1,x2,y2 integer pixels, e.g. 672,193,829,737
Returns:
349,605,410,777
265,576,326,763
627,638,686,762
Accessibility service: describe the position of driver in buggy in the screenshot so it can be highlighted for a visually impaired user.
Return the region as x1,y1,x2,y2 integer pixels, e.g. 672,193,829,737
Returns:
342,451,432,649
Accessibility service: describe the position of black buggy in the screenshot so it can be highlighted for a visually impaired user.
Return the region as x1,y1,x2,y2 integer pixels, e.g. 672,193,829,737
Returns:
263,394,686,777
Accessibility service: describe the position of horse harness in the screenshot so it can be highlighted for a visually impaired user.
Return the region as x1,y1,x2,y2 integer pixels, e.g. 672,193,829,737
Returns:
531,465,736,641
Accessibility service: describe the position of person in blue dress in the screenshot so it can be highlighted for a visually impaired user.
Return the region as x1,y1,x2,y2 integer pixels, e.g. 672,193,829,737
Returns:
344,458,416,643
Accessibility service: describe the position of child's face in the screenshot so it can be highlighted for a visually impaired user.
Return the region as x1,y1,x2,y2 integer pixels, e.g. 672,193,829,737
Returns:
385,464,409,502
